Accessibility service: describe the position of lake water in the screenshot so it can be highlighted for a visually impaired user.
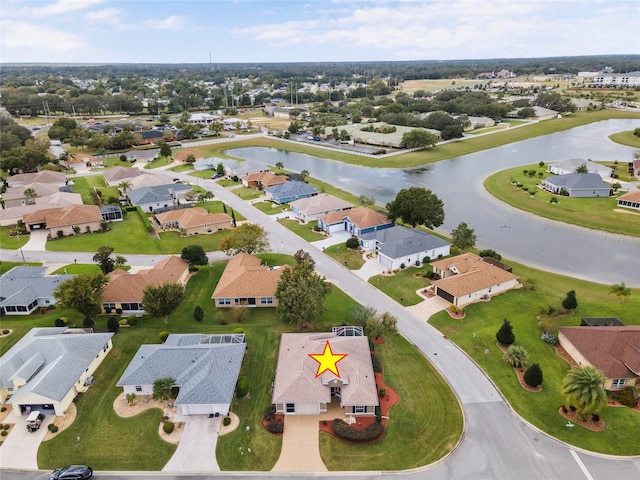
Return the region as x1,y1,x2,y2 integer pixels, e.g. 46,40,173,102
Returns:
228,119,640,286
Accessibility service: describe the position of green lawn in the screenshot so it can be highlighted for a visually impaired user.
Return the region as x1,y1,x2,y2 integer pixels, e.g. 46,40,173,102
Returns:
278,218,325,242
324,244,365,270
368,264,432,306
168,164,194,172
70,175,119,204
0,226,25,250
608,130,640,148
253,201,285,215
143,156,173,169
320,334,463,470
594,160,635,182
429,260,640,455
51,264,131,274
232,187,264,201
484,164,640,237
0,260,42,274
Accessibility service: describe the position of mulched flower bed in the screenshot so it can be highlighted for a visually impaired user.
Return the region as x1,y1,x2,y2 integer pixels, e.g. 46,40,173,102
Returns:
446,309,466,319
514,367,542,392
558,407,606,432
262,413,284,436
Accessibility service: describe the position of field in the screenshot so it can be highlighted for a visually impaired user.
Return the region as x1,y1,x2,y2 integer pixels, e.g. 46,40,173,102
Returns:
608,129,640,148
400,78,485,92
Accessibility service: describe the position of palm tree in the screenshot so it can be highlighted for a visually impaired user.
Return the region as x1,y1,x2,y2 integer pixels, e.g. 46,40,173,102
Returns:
561,365,607,420
117,180,132,196
608,282,631,303
503,345,529,369
152,377,175,406
23,187,38,205
300,169,309,182
275,162,284,170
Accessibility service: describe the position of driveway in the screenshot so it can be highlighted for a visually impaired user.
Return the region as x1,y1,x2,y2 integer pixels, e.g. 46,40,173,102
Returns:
161,415,220,473
353,256,387,280
0,410,53,470
405,294,450,321
21,230,48,251
310,230,351,250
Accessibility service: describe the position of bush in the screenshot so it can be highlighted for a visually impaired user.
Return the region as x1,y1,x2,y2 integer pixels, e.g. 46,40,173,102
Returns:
591,414,600,423
479,249,502,260
104,307,112,314
541,333,559,346
163,421,175,434
331,418,384,442
48,424,59,433
54,318,66,327
0,406,6,412
400,263,405,269
370,353,382,373
193,305,204,322
266,421,284,434
115,308,123,314
611,387,636,408
3,423,9,429
159,331,170,343
83,316,95,329
223,416,231,427
496,319,515,346
1,329,9,335
1,430,7,437
57,230,64,238
379,388,386,398
263,405,276,423
119,318,129,326
127,316,138,327
107,316,120,332
233,327,244,334
524,363,543,387
236,375,249,398
345,237,359,249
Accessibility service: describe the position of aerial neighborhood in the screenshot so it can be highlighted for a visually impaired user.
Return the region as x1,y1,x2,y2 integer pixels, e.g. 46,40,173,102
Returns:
0,50,639,478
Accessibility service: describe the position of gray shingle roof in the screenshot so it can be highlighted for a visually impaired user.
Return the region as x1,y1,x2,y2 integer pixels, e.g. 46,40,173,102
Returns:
223,159,269,177
265,181,318,200
127,183,192,206
359,226,451,259
0,266,74,308
117,334,245,406
543,172,610,190
0,328,114,403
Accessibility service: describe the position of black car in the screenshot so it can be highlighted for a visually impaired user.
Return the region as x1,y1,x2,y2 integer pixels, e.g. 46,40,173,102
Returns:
50,465,93,480
210,173,223,179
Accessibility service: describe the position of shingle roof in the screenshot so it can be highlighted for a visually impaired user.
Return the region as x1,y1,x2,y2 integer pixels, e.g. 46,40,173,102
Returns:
360,225,450,259
22,204,102,228
617,190,640,203
319,206,390,229
543,173,610,190
289,194,354,216
3,183,60,202
127,183,192,206
242,171,288,187
273,333,379,407
549,159,612,176
103,166,144,184
559,326,640,379
117,335,245,407
0,328,113,403
212,253,287,299
223,159,269,176
265,181,318,200
155,207,232,229
0,266,74,308
7,171,67,186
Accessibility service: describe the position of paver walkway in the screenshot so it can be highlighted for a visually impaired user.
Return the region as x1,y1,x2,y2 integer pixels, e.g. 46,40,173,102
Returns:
162,415,220,473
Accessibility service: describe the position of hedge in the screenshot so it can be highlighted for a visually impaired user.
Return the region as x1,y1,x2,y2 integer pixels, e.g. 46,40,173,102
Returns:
331,418,384,442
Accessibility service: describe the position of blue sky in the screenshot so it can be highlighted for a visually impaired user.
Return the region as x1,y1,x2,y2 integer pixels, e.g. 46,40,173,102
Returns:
1,0,638,64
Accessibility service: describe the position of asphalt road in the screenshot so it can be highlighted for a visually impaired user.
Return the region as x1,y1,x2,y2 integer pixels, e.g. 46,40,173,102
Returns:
2,171,639,479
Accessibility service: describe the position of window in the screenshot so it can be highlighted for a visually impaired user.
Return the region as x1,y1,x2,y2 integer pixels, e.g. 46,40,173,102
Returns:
353,405,366,414
260,297,273,305
612,379,626,388
135,386,142,392
219,298,231,305
103,303,116,310
286,403,295,413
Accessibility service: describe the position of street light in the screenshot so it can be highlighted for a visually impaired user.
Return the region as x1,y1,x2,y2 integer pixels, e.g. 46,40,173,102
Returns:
16,231,26,265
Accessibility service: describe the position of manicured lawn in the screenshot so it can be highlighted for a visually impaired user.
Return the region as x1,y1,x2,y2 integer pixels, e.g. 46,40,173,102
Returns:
484,164,640,237
594,160,635,182
143,156,173,169
278,218,325,242
253,201,285,215
0,226,24,250
51,264,130,274
168,164,194,172
319,333,463,470
70,175,119,204
429,260,640,456
608,130,640,148
324,244,365,270
368,264,432,306
0,260,42,274
233,187,264,201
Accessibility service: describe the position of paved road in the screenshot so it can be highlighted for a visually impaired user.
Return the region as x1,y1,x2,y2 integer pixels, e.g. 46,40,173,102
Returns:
2,171,639,479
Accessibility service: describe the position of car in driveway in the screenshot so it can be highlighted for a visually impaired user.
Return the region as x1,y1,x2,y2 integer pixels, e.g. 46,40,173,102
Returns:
50,465,93,479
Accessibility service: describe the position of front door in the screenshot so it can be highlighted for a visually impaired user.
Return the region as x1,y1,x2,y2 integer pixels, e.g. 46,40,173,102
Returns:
331,386,341,399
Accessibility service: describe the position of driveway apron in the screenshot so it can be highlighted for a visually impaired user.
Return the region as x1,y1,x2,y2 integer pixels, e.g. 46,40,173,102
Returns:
162,415,220,473
272,415,328,472
0,410,53,470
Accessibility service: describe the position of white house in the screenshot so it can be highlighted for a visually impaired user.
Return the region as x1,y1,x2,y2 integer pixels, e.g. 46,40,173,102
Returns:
547,159,612,179
0,266,74,315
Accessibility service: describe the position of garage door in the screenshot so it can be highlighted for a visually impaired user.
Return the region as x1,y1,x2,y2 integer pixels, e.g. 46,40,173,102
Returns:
436,288,455,304
379,255,393,269
21,404,56,415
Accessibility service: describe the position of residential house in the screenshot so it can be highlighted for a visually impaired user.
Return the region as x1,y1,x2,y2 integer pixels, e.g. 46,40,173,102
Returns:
194,157,225,171
0,266,74,315
465,116,495,130
289,194,354,223
103,166,144,187
222,117,246,130
317,206,393,236
101,256,189,314
265,181,318,205
212,253,287,308
580,317,624,327
570,98,602,111
23,204,102,235
126,172,171,190
541,173,611,198
241,172,288,189
0,327,114,416
117,334,245,416
6,171,67,188
188,113,221,125
593,71,640,87
617,191,640,211
0,192,83,226
272,106,309,119
558,326,640,390
359,225,451,271
547,159,612,179
223,159,270,177
272,331,379,416
127,183,192,213
155,207,233,235
124,149,160,163
3,183,66,208
633,159,640,177
430,253,520,307
324,122,440,148
134,129,165,145
507,106,558,120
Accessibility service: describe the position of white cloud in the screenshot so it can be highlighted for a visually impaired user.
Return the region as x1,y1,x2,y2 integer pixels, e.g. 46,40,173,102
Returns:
17,0,107,18
144,15,187,31
85,7,135,30
0,20,89,59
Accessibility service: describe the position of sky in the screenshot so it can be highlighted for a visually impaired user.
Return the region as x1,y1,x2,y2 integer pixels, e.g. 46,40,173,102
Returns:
0,0,638,64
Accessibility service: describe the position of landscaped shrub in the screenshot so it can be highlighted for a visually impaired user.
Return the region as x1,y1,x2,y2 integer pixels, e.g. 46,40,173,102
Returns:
115,308,123,314
0,407,6,412
127,316,138,327
119,319,128,326
3,423,9,430
400,263,405,269
422,256,431,264
496,319,515,346
48,424,59,433
591,414,600,423
370,353,382,373
233,327,244,334
57,230,64,238
223,416,231,427
163,421,175,434
479,249,501,260
375,406,382,422
1,430,7,437
345,237,359,249
193,305,204,322
524,363,543,388
266,421,284,434
331,418,384,442
54,318,66,327
236,376,249,398
263,405,276,423
379,388,386,398
83,316,95,329
104,307,112,314
541,333,559,346
611,387,636,408
1,330,9,335
107,316,120,332
159,331,170,343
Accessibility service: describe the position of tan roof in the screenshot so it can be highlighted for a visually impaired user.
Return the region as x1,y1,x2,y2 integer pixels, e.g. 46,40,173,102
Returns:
559,326,640,379
273,333,379,407
102,256,189,303
242,171,288,187
617,190,640,203
3,183,60,201
7,171,66,186
212,253,287,299
0,192,83,222
103,166,143,183
431,253,518,297
155,207,232,229
128,174,169,190
23,204,102,228
67,153,97,165
289,193,354,215
319,206,389,229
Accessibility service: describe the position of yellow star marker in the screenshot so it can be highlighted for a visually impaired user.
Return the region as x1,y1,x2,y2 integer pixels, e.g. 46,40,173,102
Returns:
308,340,348,378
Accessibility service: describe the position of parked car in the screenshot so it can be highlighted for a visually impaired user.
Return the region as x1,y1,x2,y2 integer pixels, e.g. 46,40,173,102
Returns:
50,465,93,480
26,411,44,432
210,173,223,179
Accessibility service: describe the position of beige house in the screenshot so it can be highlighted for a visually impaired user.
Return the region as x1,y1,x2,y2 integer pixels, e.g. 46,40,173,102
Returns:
101,256,190,313
430,253,520,307
289,193,354,223
558,326,640,391
6,171,67,188
617,190,640,212
103,166,144,186
241,171,288,189
212,253,287,308
155,207,233,235
273,332,379,416
0,328,114,416
3,183,61,208
23,204,102,235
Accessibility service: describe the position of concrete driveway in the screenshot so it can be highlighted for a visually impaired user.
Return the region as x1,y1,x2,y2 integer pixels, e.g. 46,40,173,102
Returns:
405,294,450,321
162,415,221,473
21,230,48,251
0,410,53,470
310,230,351,250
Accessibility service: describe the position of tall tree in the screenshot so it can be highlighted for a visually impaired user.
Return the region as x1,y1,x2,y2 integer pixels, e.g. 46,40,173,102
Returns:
276,249,331,327
219,223,269,255
142,283,184,325
386,187,445,228
401,129,438,148
181,244,208,267
451,222,477,250
608,282,631,303
23,187,37,205
54,273,107,319
158,141,172,159
93,245,116,274
152,377,175,406
561,365,607,419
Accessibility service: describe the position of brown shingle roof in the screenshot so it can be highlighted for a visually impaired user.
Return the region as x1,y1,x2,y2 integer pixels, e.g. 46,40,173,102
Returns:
102,256,189,303
617,190,640,203
212,253,287,299
242,171,288,187
559,326,640,379
155,208,232,229
272,333,379,407
103,166,143,184
7,171,66,186
319,206,389,229
289,193,354,215
3,183,60,201
23,205,101,228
